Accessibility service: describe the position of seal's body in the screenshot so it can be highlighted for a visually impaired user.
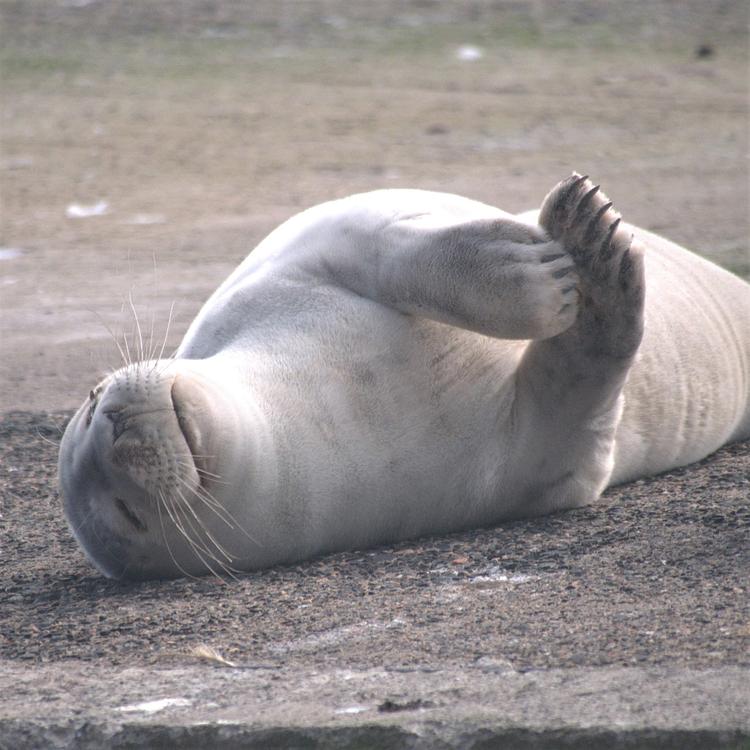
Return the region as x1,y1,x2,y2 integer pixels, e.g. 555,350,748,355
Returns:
59,176,750,579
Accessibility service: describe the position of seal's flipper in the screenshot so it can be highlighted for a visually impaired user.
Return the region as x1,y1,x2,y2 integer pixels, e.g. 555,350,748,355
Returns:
510,175,646,515
538,173,646,359
313,202,581,340
374,215,582,339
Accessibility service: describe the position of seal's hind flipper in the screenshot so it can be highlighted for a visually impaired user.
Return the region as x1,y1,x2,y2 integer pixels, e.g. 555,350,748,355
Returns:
538,173,645,360
510,175,647,516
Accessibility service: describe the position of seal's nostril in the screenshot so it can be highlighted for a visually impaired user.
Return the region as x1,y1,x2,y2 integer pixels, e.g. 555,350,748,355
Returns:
115,498,146,532
105,409,126,440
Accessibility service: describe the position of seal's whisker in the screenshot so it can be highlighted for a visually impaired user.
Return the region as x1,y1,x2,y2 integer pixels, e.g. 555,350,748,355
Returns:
172,484,240,565
195,467,227,483
156,490,204,582
169,492,249,581
36,430,61,447
160,492,207,573
156,345,179,378
146,308,156,365
146,298,158,365
176,457,228,480
48,415,68,437
160,489,229,578
177,475,231,515
119,304,134,368
69,503,103,542
148,249,159,363
173,472,263,550
169,484,237,564
156,354,178,378
146,250,163,367
152,301,177,374
90,308,129,369
128,291,146,364
173,470,232,514
175,459,230,486
153,300,177,374
173,472,239,531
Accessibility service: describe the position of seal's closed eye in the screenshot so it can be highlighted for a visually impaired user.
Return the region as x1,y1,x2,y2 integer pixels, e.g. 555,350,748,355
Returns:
115,497,146,532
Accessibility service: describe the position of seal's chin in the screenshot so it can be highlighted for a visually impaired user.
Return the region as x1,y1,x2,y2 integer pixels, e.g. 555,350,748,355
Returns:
58,361,235,581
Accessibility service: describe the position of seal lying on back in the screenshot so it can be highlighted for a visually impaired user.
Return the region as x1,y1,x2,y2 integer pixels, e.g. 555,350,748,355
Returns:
58,175,750,580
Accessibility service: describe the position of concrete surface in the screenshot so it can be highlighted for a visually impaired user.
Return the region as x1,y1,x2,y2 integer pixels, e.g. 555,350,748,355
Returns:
1,663,748,749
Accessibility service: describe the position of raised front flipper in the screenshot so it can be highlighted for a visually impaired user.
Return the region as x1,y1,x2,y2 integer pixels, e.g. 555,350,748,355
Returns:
301,190,580,341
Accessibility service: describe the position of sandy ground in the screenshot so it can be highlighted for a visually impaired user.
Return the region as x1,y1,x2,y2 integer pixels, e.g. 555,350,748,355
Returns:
0,1,749,745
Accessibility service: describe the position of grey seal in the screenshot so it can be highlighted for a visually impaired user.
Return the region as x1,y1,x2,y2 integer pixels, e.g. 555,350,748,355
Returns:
58,175,750,579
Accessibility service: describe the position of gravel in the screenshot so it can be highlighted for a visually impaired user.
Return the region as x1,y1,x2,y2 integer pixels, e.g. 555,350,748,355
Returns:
2,410,747,673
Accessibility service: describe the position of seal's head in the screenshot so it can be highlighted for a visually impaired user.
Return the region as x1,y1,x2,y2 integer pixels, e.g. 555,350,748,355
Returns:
58,360,250,580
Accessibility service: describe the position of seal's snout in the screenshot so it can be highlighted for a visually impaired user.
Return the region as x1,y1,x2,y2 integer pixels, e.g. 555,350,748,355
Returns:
78,362,212,502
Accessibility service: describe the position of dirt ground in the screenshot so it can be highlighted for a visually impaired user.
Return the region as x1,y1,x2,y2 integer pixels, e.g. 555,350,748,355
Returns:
1,408,749,674
1,0,749,727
